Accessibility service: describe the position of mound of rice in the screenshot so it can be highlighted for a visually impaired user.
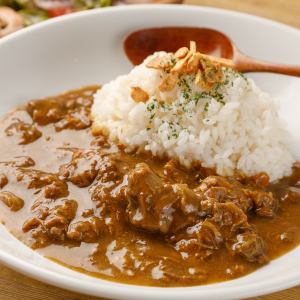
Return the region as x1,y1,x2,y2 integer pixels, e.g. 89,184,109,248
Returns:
92,48,294,181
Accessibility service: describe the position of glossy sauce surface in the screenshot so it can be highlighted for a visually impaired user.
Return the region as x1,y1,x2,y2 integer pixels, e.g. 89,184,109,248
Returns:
0,87,300,287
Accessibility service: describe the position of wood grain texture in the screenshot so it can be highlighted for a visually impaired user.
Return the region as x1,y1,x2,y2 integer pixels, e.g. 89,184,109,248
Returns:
1,0,300,299
186,0,300,28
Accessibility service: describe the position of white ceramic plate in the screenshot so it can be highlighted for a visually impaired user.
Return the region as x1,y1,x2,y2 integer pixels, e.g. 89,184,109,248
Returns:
0,5,300,300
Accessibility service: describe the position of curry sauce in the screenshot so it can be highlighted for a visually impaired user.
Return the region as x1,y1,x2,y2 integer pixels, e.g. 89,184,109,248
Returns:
0,86,300,287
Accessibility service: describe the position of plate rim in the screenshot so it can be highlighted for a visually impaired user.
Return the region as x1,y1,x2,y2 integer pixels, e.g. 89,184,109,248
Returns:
0,3,300,47
0,4,300,300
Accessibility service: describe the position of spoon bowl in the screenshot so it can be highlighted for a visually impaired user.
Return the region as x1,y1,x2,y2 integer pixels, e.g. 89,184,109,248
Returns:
124,26,300,77
124,27,234,65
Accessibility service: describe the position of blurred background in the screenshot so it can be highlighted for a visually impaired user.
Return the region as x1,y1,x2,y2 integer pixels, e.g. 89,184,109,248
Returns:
0,0,299,38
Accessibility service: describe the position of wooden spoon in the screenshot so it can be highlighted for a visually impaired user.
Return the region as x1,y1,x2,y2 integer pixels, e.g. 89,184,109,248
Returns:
124,27,300,77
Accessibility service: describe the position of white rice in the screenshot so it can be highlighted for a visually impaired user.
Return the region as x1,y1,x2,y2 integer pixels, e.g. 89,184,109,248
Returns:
92,52,295,181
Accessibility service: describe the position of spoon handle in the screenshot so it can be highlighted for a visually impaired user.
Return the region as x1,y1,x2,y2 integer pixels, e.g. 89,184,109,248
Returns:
235,53,300,77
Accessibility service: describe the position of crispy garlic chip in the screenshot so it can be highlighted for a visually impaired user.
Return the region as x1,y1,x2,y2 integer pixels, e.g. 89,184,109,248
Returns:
146,41,234,91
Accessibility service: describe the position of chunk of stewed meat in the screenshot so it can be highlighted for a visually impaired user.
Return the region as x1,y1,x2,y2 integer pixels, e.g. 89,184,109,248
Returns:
170,199,266,263
0,174,8,189
55,107,91,131
163,160,191,184
172,203,248,252
212,202,249,233
23,199,78,248
283,187,300,203
172,221,222,260
91,183,126,234
196,176,253,213
231,232,266,263
91,181,118,205
27,99,65,125
202,175,278,218
125,163,180,233
5,119,42,145
195,175,277,216
171,184,210,231
17,169,69,199
88,155,120,198
27,87,95,127
0,191,24,211
196,176,232,192
96,155,121,183
213,203,266,263
59,149,102,187
243,189,278,217
88,155,126,234
67,217,107,243
189,220,223,250
172,184,202,215
249,172,270,189
125,163,205,234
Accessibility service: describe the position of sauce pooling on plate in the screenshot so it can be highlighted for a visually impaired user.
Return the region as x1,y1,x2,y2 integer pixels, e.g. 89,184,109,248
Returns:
0,86,300,287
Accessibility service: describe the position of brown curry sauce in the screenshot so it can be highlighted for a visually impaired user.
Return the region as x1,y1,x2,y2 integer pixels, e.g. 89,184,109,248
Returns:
0,86,300,287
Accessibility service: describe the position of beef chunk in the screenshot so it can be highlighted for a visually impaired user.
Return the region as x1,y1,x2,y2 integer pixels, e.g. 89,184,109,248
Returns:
171,201,266,263
283,187,300,204
195,175,277,217
67,217,106,243
88,155,126,235
173,183,203,216
54,107,91,131
163,160,190,184
5,119,42,144
249,172,270,189
82,154,120,194
231,232,266,263
91,181,118,204
243,189,278,217
172,202,248,253
196,176,232,192
27,87,94,129
27,99,64,125
0,191,24,211
96,155,121,183
91,183,125,234
125,163,204,234
172,220,223,260
195,176,254,213
91,179,126,235
125,163,179,233
188,220,223,250
89,155,122,204
17,169,69,199
22,199,78,248
212,202,266,262
0,174,8,189
59,149,102,187
212,202,249,233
